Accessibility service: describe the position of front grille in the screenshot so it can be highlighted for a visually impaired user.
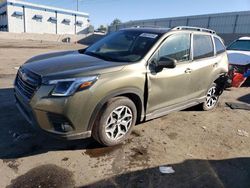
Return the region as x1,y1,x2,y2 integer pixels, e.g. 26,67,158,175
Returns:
15,68,41,100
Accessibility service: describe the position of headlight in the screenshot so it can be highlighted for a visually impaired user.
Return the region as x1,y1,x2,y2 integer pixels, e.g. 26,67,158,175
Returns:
48,76,98,96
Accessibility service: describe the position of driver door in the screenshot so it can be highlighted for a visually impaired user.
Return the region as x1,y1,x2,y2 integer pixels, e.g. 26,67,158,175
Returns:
146,33,193,116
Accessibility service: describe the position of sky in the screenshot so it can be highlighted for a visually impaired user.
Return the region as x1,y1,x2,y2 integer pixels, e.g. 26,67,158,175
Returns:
21,0,250,28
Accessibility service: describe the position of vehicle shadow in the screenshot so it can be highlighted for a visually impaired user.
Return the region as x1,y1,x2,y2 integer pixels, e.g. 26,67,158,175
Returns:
182,105,202,112
81,157,250,188
242,77,250,87
238,94,250,104
0,88,103,159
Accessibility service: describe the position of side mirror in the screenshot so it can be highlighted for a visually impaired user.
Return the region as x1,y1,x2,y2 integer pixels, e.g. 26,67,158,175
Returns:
156,57,177,71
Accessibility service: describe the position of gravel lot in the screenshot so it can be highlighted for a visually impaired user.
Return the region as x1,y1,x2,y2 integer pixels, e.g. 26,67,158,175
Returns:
0,39,250,188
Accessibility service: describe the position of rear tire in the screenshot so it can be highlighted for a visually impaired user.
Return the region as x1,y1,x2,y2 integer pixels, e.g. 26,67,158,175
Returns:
202,83,219,111
92,97,137,146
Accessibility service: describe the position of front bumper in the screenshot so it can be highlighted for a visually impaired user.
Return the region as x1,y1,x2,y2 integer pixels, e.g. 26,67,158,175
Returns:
14,85,93,140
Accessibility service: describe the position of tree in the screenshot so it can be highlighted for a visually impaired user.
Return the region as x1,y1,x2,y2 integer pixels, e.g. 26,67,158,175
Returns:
88,25,94,33
97,25,107,33
110,18,122,26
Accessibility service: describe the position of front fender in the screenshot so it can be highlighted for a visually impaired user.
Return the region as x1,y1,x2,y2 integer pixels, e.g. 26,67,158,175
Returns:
87,87,145,131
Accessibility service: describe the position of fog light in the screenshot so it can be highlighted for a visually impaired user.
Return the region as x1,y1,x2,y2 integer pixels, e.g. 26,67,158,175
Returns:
61,122,74,132
48,113,74,133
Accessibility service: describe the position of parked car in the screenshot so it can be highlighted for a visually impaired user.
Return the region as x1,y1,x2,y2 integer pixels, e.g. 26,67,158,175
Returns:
14,26,228,146
227,37,250,87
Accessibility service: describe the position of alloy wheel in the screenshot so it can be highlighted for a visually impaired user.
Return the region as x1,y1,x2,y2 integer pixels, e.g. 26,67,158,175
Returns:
105,106,133,141
205,86,218,109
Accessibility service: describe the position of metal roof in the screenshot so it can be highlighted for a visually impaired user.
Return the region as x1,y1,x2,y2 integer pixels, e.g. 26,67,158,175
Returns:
0,0,89,17
122,11,250,24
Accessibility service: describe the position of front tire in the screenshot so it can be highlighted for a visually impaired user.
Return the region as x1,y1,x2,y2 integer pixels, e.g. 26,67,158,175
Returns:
202,83,219,111
92,97,137,146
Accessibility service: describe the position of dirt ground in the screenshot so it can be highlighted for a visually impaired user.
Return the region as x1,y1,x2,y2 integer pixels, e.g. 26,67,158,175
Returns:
0,39,250,188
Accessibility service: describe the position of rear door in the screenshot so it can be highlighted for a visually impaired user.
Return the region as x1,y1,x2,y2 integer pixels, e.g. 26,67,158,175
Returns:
188,34,217,99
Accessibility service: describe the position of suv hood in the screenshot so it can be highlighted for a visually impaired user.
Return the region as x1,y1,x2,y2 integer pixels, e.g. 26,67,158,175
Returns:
227,50,250,66
22,50,126,78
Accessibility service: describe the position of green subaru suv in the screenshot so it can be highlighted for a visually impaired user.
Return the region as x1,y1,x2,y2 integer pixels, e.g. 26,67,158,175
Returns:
14,26,228,146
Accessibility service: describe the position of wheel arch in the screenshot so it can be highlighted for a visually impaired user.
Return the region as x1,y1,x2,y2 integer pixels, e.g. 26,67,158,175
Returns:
87,88,145,131
212,73,228,95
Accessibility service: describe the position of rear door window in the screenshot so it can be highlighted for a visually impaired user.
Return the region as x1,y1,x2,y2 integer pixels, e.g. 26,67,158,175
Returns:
193,35,214,60
214,37,226,54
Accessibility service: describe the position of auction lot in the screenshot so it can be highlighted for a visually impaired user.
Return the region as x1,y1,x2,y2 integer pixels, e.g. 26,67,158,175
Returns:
0,39,250,188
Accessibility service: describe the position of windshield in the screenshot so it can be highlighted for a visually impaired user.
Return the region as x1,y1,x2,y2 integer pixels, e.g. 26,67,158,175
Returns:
227,40,250,51
84,30,161,62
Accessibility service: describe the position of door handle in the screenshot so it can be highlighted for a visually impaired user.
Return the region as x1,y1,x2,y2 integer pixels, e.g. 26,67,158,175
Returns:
185,68,192,74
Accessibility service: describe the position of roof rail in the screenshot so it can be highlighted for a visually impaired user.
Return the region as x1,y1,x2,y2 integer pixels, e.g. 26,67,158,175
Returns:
172,26,216,34
131,25,169,29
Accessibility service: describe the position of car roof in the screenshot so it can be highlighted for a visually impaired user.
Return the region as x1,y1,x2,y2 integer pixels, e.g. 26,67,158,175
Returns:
238,37,250,41
121,27,171,34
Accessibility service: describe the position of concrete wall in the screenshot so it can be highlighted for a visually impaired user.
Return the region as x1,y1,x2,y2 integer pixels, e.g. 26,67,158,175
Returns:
24,7,57,34
0,31,91,43
7,4,24,33
76,15,89,34
57,12,75,34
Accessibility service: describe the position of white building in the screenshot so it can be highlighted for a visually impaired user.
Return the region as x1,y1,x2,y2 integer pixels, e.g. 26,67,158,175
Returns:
0,0,90,34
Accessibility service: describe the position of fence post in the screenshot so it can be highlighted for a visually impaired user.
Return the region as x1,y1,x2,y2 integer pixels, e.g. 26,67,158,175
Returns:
233,15,239,34
207,16,211,29
186,18,189,26
169,19,172,28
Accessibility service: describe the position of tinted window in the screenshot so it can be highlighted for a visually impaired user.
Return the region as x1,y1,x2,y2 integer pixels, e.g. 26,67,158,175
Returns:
214,37,225,54
158,33,191,62
193,35,214,60
227,40,250,51
85,30,161,62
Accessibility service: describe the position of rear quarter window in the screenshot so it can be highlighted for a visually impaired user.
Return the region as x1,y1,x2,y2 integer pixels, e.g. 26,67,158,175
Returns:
193,35,214,60
214,37,226,54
